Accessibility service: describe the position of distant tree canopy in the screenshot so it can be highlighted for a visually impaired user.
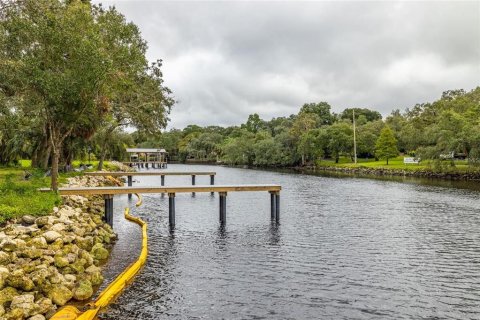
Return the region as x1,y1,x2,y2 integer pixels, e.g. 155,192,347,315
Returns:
0,0,173,189
340,108,382,123
143,87,479,168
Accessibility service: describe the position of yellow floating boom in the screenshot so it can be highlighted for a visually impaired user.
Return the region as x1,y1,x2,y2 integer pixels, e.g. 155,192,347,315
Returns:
51,194,146,320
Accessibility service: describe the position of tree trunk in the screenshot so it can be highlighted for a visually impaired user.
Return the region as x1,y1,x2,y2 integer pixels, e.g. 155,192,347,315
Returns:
301,154,305,166
51,149,60,191
97,149,107,171
97,138,109,171
386,158,389,165
40,145,51,170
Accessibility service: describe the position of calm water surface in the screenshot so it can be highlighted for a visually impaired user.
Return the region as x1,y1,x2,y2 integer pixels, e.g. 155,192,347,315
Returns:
98,164,480,320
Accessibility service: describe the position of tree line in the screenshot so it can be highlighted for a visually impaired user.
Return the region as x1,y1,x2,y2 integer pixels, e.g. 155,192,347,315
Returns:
134,87,479,168
0,0,174,189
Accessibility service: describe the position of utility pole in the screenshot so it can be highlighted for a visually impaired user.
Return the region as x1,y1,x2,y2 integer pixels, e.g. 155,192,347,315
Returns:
353,109,357,164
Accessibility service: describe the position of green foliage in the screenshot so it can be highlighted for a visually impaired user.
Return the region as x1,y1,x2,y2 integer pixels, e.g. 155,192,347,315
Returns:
340,108,382,122
299,102,335,126
375,126,398,164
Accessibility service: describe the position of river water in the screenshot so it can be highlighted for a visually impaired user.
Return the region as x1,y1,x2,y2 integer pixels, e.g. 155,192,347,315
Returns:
98,164,480,320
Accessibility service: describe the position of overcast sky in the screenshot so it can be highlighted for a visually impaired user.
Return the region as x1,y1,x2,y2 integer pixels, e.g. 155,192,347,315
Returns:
96,0,479,129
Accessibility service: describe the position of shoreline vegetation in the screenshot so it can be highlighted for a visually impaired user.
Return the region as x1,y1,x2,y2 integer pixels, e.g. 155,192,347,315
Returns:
0,161,131,319
178,157,480,181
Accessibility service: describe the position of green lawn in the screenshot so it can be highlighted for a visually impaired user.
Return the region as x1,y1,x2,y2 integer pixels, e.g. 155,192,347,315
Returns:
316,156,473,172
0,160,120,224
0,168,60,223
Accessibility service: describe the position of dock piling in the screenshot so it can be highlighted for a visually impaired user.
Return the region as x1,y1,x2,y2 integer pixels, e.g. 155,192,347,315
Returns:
219,192,227,224
275,192,280,222
210,175,215,195
127,176,132,199
103,194,114,227
270,192,276,220
168,193,175,227
191,175,196,196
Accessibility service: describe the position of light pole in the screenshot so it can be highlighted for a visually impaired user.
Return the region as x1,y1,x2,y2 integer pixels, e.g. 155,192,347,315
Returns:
353,109,357,164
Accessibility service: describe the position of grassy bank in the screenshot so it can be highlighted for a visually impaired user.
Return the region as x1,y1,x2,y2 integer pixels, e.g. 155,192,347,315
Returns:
0,168,61,223
316,156,475,173
0,161,122,224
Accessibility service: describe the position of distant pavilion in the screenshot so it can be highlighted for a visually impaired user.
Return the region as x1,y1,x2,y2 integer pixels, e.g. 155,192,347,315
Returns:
124,148,168,169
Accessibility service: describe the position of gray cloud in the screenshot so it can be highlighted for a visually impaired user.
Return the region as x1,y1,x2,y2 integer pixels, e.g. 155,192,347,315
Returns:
96,0,480,129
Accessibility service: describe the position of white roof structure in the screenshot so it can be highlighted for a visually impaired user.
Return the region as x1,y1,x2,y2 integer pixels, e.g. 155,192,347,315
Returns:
126,148,166,153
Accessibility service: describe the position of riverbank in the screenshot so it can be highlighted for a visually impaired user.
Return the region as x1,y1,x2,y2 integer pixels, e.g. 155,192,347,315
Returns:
0,162,131,319
312,165,480,180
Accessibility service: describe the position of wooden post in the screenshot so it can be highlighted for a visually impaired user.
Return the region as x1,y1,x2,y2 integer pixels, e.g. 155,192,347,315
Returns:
275,192,280,222
103,194,114,227
191,175,196,196
146,162,149,169
128,176,132,199
219,192,227,224
161,175,165,197
168,193,175,227
269,191,276,220
210,175,215,195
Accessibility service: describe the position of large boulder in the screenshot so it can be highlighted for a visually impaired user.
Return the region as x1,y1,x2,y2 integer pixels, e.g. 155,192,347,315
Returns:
53,255,69,268
73,279,93,301
34,217,50,228
30,237,48,249
42,231,62,243
76,236,93,251
0,252,11,265
0,267,10,289
46,284,73,306
21,215,36,225
6,270,34,291
20,247,42,259
10,294,39,318
90,243,108,261
0,286,18,305
1,239,18,252
35,297,54,315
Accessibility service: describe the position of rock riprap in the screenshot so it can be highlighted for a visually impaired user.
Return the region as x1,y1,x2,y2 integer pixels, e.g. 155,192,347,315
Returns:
0,175,118,319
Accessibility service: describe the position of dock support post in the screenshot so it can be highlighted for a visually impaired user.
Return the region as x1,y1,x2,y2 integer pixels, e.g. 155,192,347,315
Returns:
269,191,276,220
210,175,215,195
103,194,114,227
161,175,165,197
191,175,196,196
127,176,132,199
219,192,227,224
146,163,149,169
168,193,175,227
275,192,280,222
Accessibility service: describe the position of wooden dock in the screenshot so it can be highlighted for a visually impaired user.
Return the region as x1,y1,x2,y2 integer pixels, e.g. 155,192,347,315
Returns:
39,185,281,227
85,171,217,196
85,171,216,176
